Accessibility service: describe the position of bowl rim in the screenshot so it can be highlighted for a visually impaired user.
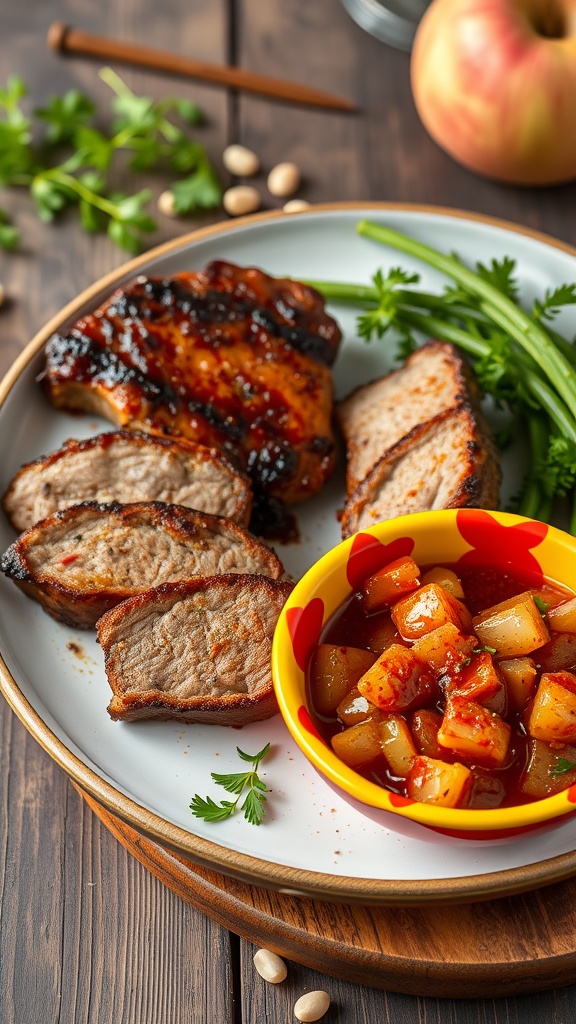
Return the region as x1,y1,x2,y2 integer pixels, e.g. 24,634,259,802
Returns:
272,508,576,833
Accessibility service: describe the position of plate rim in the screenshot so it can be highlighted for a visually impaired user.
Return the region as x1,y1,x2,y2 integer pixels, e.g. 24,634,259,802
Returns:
2,199,576,906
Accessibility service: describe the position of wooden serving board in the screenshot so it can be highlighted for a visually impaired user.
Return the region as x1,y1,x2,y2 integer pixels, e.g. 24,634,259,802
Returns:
80,788,576,999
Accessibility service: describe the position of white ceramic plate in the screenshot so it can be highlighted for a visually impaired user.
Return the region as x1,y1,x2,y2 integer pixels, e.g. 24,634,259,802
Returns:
2,203,576,905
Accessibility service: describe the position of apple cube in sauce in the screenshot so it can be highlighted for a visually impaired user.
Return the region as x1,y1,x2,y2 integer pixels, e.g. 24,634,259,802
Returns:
379,715,417,776
521,738,576,799
537,632,576,672
447,651,507,717
357,643,436,712
362,556,420,612
407,755,472,808
331,718,382,769
410,708,444,758
437,698,511,767
391,583,473,641
547,596,576,634
336,687,376,726
365,613,401,654
473,592,550,658
311,645,376,716
412,622,476,675
528,671,576,743
498,656,537,712
420,566,464,599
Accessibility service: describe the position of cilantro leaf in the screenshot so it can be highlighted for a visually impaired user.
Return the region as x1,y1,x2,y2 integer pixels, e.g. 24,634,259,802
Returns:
34,90,95,145
541,437,576,498
0,75,27,112
534,284,576,323
533,595,550,616
550,757,576,778
190,743,271,826
189,794,238,823
0,209,19,250
475,256,519,302
357,266,421,341
0,69,221,255
170,162,222,213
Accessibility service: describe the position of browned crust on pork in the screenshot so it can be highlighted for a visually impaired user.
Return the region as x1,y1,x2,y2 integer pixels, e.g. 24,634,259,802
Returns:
2,430,252,533
97,574,294,725
0,501,284,629
341,404,501,537
41,260,342,505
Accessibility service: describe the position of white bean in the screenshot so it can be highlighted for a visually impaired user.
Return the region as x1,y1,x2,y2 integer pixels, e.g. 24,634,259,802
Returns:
223,185,261,216
294,989,331,1022
222,144,260,177
253,947,288,984
157,190,178,218
283,199,310,213
267,161,301,197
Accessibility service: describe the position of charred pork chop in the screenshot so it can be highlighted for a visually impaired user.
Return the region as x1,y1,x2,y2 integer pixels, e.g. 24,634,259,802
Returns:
0,501,284,628
42,260,342,506
3,430,252,533
98,574,293,725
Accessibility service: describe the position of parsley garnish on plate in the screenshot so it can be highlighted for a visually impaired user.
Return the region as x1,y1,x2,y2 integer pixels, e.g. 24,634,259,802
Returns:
190,743,271,826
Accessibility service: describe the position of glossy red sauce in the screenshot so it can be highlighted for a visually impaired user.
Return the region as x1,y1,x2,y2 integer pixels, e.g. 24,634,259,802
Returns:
307,564,576,809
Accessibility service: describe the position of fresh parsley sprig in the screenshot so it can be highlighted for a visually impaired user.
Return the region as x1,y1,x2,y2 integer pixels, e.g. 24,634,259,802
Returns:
306,221,576,534
0,69,221,254
190,743,271,826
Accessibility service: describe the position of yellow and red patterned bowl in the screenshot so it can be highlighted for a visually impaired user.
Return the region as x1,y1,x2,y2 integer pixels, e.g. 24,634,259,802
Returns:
272,509,576,838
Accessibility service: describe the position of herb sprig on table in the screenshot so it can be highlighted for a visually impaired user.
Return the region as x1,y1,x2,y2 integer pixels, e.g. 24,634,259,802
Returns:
190,743,271,826
0,69,221,254
306,219,576,532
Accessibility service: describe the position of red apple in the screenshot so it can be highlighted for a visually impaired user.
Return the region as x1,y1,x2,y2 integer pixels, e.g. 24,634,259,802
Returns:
410,0,576,185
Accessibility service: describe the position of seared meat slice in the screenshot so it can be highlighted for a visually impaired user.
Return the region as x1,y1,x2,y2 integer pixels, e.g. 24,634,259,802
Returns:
337,341,481,496
341,406,501,537
3,430,252,533
98,574,293,725
42,260,342,505
0,501,284,628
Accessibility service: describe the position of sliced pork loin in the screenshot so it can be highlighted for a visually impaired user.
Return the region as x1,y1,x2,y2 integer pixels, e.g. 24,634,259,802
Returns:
341,405,501,538
336,341,483,497
0,501,284,629
98,574,293,725
2,430,252,534
2,432,250,532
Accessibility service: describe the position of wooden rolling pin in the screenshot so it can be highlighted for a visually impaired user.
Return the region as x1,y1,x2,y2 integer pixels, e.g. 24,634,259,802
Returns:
48,22,356,111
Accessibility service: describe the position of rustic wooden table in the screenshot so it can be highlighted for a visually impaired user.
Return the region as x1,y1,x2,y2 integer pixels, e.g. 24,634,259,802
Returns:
2,1,576,1021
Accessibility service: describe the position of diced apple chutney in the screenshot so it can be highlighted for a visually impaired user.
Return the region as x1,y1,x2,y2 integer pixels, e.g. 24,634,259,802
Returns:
307,556,576,809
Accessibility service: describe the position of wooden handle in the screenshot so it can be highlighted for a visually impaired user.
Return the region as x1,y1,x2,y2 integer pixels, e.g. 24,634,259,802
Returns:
47,22,356,111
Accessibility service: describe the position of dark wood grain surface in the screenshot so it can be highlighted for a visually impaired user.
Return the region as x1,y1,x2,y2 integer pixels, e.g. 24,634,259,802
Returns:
2,1,576,1021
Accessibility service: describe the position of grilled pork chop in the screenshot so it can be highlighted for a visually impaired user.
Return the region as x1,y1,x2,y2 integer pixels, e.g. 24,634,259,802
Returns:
341,405,501,537
42,260,342,506
98,574,293,725
3,430,252,533
0,501,284,628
